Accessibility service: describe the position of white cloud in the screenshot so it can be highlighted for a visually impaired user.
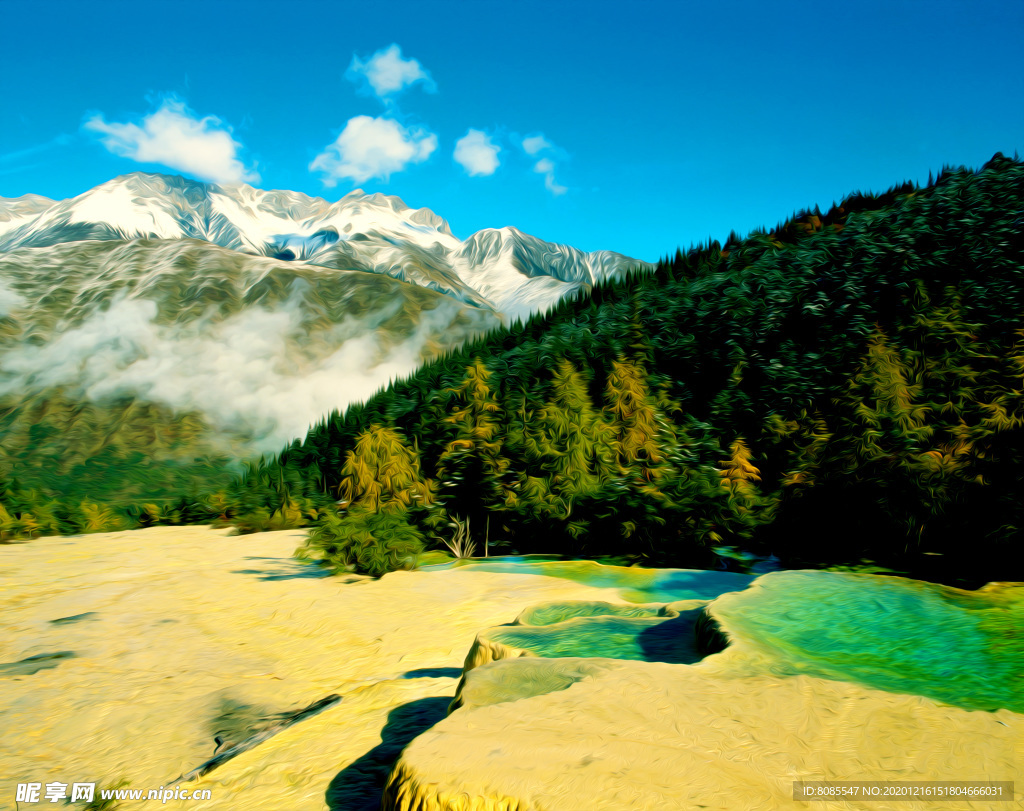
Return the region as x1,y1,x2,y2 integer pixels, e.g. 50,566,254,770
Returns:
453,129,501,177
520,133,567,195
346,43,436,98
0,290,494,455
522,135,553,156
533,158,567,196
310,115,437,185
83,98,259,185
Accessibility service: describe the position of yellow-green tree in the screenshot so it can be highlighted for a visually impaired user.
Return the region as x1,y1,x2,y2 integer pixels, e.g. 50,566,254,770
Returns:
534,360,617,509
302,424,433,576
605,357,663,471
718,436,775,534
979,327,1024,433
77,501,126,534
436,360,512,522
845,327,932,462
765,410,833,490
337,424,434,512
599,356,682,544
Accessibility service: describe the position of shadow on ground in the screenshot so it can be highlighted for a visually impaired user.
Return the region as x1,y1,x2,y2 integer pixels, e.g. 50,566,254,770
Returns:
233,556,335,581
325,697,451,811
636,610,707,664
401,667,462,679
0,650,77,677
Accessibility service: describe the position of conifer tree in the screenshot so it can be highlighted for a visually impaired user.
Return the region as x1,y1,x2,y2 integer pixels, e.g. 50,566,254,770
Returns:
605,357,662,469
535,360,617,507
300,424,433,575
979,327,1024,433
596,356,671,548
337,424,434,512
435,360,512,525
893,293,1009,521
719,437,762,499
765,410,832,490
718,436,774,535
844,327,932,463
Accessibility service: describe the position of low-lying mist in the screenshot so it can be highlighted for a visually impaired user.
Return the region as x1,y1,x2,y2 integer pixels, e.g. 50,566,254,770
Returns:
0,239,500,459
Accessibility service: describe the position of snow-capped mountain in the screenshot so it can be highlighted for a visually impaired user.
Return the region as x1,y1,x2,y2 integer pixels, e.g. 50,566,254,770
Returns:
0,172,652,472
0,173,651,320
455,227,648,318
0,193,56,238
0,172,457,258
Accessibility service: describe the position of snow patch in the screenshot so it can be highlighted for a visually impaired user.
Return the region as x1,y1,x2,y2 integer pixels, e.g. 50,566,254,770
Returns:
67,184,182,238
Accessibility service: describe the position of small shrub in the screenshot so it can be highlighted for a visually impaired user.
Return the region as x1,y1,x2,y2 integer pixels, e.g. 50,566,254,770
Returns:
124,502,166,528
416,550,455,567
301,505,425,577
269,498,312,530
234,498,324,535
1,499,65,541
77,501,127,534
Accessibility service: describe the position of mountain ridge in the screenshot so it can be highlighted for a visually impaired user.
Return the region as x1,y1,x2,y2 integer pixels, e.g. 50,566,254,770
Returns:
0,172,651,321
0,172,649,496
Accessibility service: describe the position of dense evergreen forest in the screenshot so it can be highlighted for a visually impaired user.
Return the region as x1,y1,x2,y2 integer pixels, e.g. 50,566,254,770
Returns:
3,153,1022,586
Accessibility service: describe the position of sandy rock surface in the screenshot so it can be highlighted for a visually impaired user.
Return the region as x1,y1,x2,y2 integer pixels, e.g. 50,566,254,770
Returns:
384,571,1024,811
386,656,1023,811
0,526,616,809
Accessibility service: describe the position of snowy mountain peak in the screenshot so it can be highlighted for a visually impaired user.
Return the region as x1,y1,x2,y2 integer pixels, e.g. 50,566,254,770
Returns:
0,194,58,238
0,193,56,213
0,173,651,321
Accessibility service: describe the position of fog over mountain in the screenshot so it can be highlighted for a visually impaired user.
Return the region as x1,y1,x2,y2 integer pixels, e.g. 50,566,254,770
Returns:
0,173,650,456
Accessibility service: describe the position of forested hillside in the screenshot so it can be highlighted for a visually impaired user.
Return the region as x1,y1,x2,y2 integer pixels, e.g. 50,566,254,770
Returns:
3,154,1022,586
231,152,1024,584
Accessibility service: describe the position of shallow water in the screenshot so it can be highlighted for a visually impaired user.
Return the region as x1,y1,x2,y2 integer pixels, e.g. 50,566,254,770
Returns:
426,557,753,603
711,570,1024,712
390,570,1024,811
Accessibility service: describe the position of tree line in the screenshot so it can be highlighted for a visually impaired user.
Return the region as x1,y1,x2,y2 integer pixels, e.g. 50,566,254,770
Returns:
4,153,1022,585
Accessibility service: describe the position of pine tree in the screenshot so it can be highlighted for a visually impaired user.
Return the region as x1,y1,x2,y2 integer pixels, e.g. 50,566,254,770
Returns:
896,291,1005,514
979,328,1024,432
337,424,434,513
719,437,762,499
301,424,433,576
844,327,932,463
819,327,945,553
765,410,832,490
435,360,512,524
605,357,662,470
718,436,774,535
534,360,617,507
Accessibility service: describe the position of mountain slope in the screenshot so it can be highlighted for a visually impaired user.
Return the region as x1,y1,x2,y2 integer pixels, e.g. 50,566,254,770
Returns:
0,237,500,491
255,153,1024,585
0,173,649,516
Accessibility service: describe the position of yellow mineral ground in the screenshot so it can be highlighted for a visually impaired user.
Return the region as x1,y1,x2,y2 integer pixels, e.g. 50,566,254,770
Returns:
5,528,1022,811
385,655,1024,811
385,571,1024,811
0,526,618,809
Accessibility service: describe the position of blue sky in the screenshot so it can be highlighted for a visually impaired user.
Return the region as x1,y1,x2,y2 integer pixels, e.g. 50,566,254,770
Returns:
1,0,1021,262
